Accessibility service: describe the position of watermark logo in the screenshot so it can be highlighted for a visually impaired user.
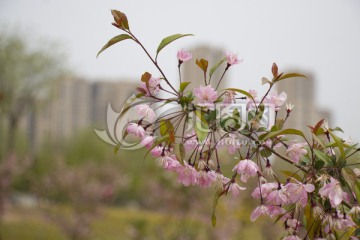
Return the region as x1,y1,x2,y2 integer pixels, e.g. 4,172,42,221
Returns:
95,95,275,150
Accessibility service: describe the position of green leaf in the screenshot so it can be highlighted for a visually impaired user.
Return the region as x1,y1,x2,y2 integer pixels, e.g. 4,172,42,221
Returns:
114,146,120,155
159,120,174,137
274,73,307,83
224,88,254,102
260,128,306,141
313,149,333,166
196,59,209,74
329,131,345,159
195,119,209,143
179,82,191,92
97,34,133,58
209,58,226,79
331,126,344,133
111,9,130,30
136,93,145,98
174,143,185,165
261,77,272,85
314,160,325,170
260,149,272,158
211,190,222,227
156,34,193,57
312,133,325,148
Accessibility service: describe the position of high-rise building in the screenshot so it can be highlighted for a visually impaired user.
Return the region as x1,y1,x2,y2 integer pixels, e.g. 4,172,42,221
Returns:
21,77,137,149
276,73,330,134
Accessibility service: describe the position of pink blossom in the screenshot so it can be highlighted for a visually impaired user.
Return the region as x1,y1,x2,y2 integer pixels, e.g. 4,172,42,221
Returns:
219,133,240,155
325,211,356,231
250,205,285,222
286,142,307,164
284,181,315,207
226,51,243,65
246,89,260,110
263,139,282,149
319,177,344,207
249,89,258,99
222,90,236,104
283,236,301,240
232,159,260,182
140,135,155,148
184,131,198,151
267,205,286,218
250,205,268,222
286,218,301,231
177,162,199,186
286,102,294,112
138,76,161,96
126,123,145,138
228,182,246,196
150,146,163,157
197,170,217,188
193,85,218,109
177,49,192,62
266,187,288,205
264,91,287,111
135,104,156,122
252,182,278,199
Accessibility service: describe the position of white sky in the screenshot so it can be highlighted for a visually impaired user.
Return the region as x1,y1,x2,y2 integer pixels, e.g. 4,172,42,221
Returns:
1,0,360,140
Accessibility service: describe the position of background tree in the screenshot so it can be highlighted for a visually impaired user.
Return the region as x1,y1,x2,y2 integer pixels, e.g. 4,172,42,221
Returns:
0,32,66,155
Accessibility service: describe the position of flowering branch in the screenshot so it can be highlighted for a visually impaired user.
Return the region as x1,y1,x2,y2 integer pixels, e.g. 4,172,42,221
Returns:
97,9,360,240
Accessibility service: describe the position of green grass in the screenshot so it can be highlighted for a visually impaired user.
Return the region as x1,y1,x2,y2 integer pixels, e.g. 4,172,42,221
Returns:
2,205,281,240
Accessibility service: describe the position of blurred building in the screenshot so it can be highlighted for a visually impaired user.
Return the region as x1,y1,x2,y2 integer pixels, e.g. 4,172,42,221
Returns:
21,78,137,148
276,73,331,134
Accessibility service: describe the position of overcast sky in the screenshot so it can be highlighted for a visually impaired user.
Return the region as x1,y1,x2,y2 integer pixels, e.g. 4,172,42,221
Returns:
1,0,360,140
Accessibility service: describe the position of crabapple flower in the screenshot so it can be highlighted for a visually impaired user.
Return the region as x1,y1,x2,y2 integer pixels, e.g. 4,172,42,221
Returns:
219,133,240,155
353,168,360,177
252,182,278,199
249,89,258,99
286,102,294,112
250,205,268,222
193,85,218,109
150,146,163,157
319,177,344,207
140,135,155,148
226,51,243,65
198,170,217,188
228,182,246,196
232,159,260,182
135,104,156,122
156,154,183,173
138,76,161,96
223,90,236,104
266,186,288,205
184,131,198,151
177,162,199,186
250,205,284,221
283,236,301,240
267,205,286,217
264,91,287,111
284,181,315,207
246,89,260,110
127,123,145,138
177,49,192,62
286,142,307,164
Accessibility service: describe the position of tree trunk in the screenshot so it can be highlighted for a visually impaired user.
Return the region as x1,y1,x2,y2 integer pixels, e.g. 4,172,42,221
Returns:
6,114,18,154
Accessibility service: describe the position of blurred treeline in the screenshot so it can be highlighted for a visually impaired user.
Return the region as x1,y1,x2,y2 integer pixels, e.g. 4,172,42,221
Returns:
0,32,281,240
